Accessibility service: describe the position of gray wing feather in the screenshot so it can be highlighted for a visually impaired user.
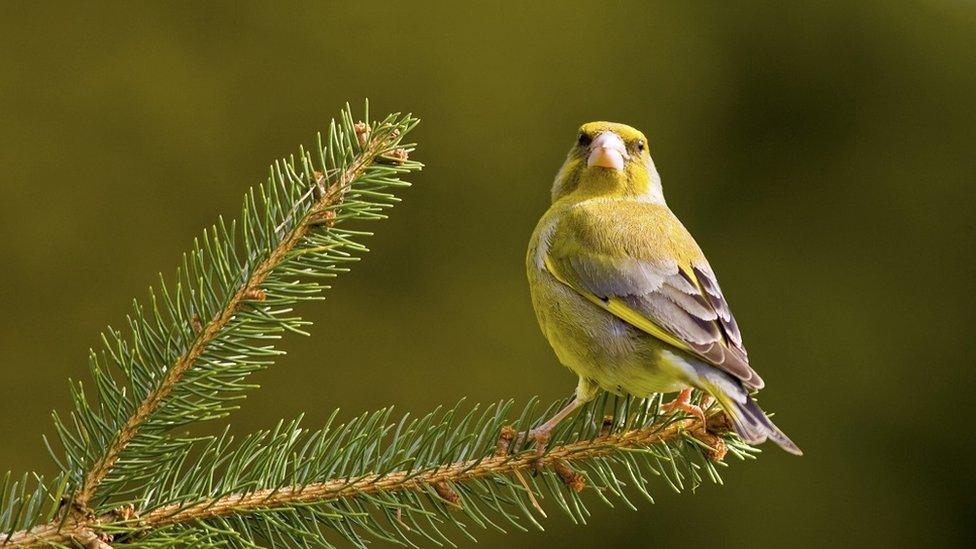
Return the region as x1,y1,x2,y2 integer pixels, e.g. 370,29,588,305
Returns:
558,255,764,390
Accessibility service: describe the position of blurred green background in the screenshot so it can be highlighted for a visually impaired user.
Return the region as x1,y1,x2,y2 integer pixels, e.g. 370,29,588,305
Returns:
1,1,974,547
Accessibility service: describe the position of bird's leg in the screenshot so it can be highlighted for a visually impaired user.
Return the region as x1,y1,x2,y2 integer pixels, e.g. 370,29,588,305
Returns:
524,396,587,458
513,378,597,462
662,387,707,427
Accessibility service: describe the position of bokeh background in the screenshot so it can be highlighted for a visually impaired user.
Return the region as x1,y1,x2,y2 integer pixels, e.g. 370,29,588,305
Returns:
2,2,974,547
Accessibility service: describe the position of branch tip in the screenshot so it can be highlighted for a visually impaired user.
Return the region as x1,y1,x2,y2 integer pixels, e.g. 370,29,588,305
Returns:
379,148,410,164
242,288,266,301
554,460,586,493
312,170,327,199
354,121,370,148
433,481,461,507
111,504,139,522
495,425,517,456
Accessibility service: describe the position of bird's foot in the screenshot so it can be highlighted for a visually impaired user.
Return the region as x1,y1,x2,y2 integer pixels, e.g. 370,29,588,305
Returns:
527,427,552,457
511,427,552,472
510,395,586,471
662,388,707,427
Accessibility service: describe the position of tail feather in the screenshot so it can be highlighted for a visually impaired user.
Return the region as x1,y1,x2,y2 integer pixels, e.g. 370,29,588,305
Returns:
683,356,802,455
730,395,802,455
700,378,802,455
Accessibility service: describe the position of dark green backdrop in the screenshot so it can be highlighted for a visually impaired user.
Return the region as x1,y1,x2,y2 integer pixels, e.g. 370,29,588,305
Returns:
1,2,973,547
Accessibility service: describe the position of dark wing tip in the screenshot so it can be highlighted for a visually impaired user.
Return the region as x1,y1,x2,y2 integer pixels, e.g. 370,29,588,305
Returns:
745,369,765,391
694,341,764,390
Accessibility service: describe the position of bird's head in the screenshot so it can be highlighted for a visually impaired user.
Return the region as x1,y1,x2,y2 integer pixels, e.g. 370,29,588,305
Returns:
550,122,664,204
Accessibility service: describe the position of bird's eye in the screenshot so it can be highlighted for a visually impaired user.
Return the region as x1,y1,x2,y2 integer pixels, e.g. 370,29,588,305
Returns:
636,140,645,152
578,133,592,147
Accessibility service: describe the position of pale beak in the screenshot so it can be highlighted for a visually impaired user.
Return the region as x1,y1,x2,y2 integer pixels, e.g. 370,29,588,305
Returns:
587,132,629,170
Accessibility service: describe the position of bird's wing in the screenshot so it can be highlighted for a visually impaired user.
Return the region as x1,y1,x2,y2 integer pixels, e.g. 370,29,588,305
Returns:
543,201,763,390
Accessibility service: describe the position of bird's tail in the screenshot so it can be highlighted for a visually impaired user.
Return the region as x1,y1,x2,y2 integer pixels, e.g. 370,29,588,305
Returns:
698,376,803,456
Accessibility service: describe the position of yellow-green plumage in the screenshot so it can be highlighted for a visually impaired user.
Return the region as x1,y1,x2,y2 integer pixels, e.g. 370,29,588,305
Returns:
527,122,800,455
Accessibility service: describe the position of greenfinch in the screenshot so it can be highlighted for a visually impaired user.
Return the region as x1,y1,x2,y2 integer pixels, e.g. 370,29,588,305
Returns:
526,122,801,455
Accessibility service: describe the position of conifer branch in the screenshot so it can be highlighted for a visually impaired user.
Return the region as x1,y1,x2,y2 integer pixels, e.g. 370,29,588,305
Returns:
141,410,733,528
5,395,752,548
77,114,393,509
1,102,421,539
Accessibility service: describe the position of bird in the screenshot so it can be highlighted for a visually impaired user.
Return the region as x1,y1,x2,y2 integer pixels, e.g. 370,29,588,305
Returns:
526,121,801,455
